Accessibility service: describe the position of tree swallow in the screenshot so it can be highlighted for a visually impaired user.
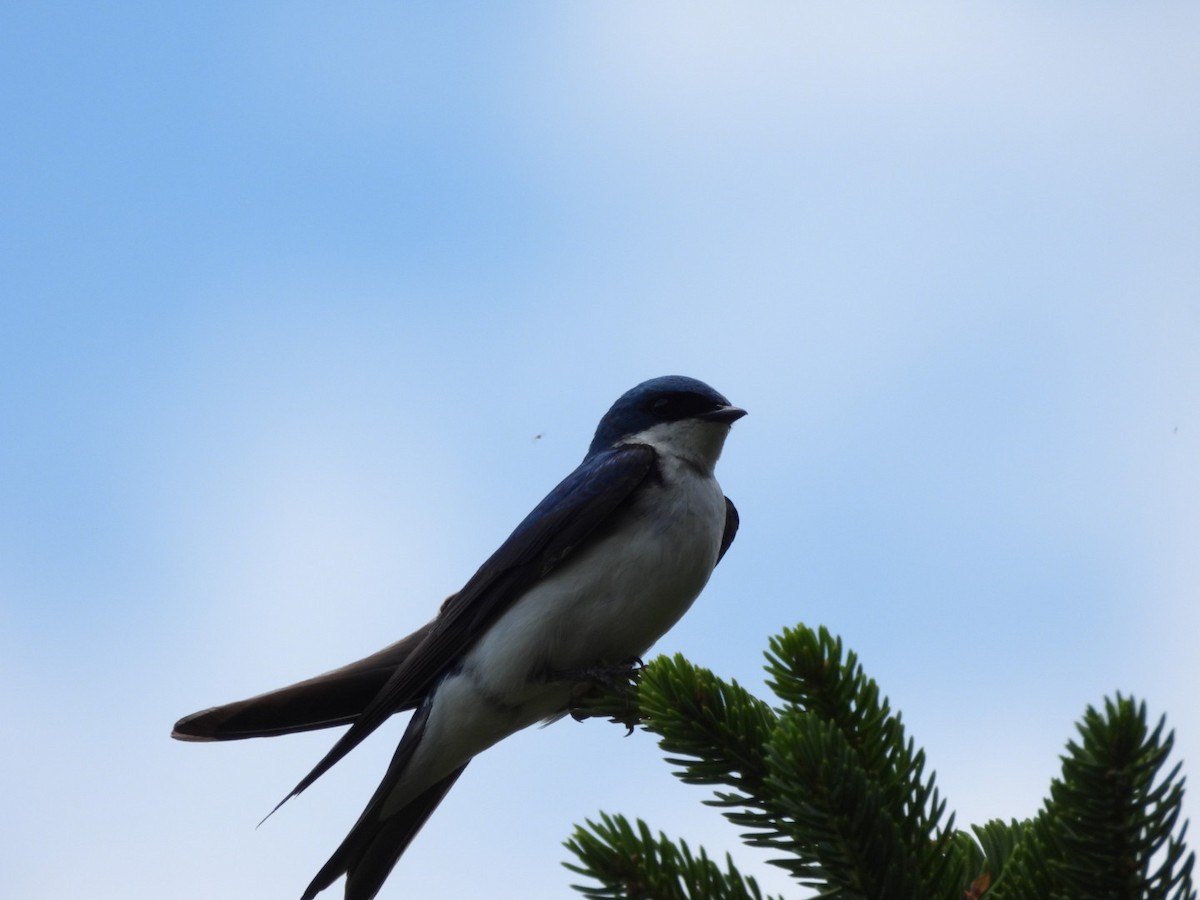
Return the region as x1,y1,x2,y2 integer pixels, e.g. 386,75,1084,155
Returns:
173,375,746,900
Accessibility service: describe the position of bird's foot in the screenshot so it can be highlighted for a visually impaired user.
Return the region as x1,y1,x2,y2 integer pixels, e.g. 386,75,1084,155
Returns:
558,658,645,734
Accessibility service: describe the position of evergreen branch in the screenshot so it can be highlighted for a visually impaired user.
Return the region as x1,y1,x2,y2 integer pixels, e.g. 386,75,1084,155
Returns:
759,711,920,897
563,812,785,900
1050,695,1195,899
968,819,1026,885
993,695,1196,900
634,654,778,802
764,626,960,896
566,628,1195,900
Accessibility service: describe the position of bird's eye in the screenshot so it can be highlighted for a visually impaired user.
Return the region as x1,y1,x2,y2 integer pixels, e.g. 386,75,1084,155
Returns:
650,397,671,412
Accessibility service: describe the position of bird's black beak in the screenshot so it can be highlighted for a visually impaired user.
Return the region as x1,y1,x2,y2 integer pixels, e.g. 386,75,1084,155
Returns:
701,405,747,425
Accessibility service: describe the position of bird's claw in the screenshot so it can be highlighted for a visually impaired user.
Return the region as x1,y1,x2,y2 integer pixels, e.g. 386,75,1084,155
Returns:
559,658,645,734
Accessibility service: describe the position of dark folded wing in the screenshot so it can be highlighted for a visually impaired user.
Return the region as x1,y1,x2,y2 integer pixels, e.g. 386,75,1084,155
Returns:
717,496,738,564
275,442,658,805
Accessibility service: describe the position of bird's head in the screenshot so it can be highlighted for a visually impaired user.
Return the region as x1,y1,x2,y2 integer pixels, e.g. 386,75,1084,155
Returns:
588,376,746,471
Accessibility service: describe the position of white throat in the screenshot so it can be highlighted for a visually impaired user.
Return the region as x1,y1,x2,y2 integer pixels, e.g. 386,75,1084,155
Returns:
620,418,732,475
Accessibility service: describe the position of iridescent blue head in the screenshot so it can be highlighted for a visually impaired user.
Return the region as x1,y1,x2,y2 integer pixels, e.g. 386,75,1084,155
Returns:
588,376,746,457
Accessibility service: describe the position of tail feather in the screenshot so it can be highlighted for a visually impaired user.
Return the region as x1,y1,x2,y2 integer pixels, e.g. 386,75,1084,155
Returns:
301,765,468,900
300,696,465,900
171,623,433,741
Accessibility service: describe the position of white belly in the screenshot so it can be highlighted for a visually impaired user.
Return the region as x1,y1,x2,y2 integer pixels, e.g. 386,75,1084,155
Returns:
466,462,727,703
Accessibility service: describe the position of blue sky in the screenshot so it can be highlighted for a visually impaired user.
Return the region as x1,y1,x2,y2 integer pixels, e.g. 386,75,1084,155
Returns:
2,4,1198,898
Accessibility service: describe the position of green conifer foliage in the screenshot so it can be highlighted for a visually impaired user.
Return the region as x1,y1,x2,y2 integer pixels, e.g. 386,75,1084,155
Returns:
565,625,1194,900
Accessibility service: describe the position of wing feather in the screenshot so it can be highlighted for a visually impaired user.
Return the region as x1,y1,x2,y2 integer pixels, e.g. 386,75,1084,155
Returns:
717,496,739,564
273,443,658,808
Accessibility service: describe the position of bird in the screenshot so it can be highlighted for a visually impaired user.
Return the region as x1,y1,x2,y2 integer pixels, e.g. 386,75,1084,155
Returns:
172,375,746,900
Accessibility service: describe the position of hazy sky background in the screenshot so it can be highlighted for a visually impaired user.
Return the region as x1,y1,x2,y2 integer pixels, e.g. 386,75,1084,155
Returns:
3,4,1198,899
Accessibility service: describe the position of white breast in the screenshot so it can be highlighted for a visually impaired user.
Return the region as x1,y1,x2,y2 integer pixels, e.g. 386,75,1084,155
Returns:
465,428,731,704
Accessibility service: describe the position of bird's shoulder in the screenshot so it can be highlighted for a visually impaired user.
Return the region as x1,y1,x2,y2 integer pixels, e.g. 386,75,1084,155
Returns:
435,441,659,628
